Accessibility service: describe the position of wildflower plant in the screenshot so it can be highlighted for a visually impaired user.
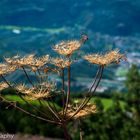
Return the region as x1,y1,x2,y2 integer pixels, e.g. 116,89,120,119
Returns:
0,34,126,140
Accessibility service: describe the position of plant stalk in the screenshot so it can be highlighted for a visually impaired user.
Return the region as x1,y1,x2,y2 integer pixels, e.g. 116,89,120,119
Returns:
62,123,71,140
64,65,71,116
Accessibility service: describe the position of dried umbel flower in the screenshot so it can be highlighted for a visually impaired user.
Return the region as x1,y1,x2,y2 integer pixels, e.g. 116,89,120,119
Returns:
105,49,126,64
53,35,88,56
0,63,16,75
25,89,51,100
5,54,50,71
0,82,9,91
51,57,72,68
29,55,50,68
37,82,56,91
60,103,97,119
53,40,82,56
43,67,60,75
83,50,126,66
5,54,35,67
16,84,33,94
16,82,55,100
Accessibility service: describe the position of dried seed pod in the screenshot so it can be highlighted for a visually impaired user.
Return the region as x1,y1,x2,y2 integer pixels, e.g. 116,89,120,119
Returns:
53,40,82,56
51,57,72,68
83,49,126,66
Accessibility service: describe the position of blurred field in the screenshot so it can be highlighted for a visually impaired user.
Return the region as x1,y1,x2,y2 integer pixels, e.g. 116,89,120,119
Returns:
4,95,125,110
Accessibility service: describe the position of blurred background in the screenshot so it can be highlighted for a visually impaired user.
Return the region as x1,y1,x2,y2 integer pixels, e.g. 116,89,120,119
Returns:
0,0,140,139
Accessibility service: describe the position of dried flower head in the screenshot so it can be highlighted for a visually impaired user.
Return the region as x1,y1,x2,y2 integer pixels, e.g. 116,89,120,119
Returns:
16,84,33,94
0,82,9,91
105,49,126,64
16,82,55,100
0,63,16,75
5,54,49,71
43,67,60,75
60,103,97,119
25,89,51,100
53,40,82,56
51,57,72,68
29,55,50,68
83,49,126,66
5,54,35,67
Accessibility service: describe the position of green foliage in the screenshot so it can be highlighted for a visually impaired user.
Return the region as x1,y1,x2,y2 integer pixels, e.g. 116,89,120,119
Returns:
0,104,64,138
125,64,140,95
0,95,140,140
125,64,140,128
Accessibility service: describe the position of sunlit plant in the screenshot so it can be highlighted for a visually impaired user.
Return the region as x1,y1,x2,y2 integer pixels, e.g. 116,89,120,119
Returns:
0,35,126,140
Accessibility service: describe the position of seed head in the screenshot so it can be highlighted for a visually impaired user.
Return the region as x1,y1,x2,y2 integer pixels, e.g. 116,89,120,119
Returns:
53,40,82,56
83,49,126,66
60,103,97,119
5,54,50,71
29,55,50,68
51,57,72,68
5,54,35,67
16,82,55,100
0,63,16,75
0,82,9,90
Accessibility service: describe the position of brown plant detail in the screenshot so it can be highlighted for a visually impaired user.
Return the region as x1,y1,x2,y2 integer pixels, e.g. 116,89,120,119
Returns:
83,49,126,66
51,57,72,68
53,40,82,56
60,103,97,119
16,82,55,100
0,82,9,90
5,54,35,67
0,63,16,75
53,34,88,56
29,55,49,68
5,54,49,71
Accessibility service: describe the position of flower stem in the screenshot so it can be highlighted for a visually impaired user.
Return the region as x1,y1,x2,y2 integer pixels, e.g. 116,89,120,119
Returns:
62,123,71,140
64,65,71,116
22,66,34,87
61,68,65,115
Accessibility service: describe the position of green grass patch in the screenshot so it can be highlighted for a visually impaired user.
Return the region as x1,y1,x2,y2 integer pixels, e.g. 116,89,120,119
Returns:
3,95,125,110
90,97,125,110
3,95,60,109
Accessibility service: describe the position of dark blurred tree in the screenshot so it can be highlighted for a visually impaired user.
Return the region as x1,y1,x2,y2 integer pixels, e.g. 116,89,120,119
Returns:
125,64,140,130
125,64,140,96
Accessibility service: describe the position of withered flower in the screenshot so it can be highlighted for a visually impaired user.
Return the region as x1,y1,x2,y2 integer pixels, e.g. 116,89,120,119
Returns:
84,49,126,66
16,82,55,100
25,90,50,100
16,84,33,94
5,54,50,71
53,40,82,56
29,55,49,68
51,57,72,68
5,54,35,67
105,49,126,64
0,63,16,75
60,103,97,119
0,82,9,91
